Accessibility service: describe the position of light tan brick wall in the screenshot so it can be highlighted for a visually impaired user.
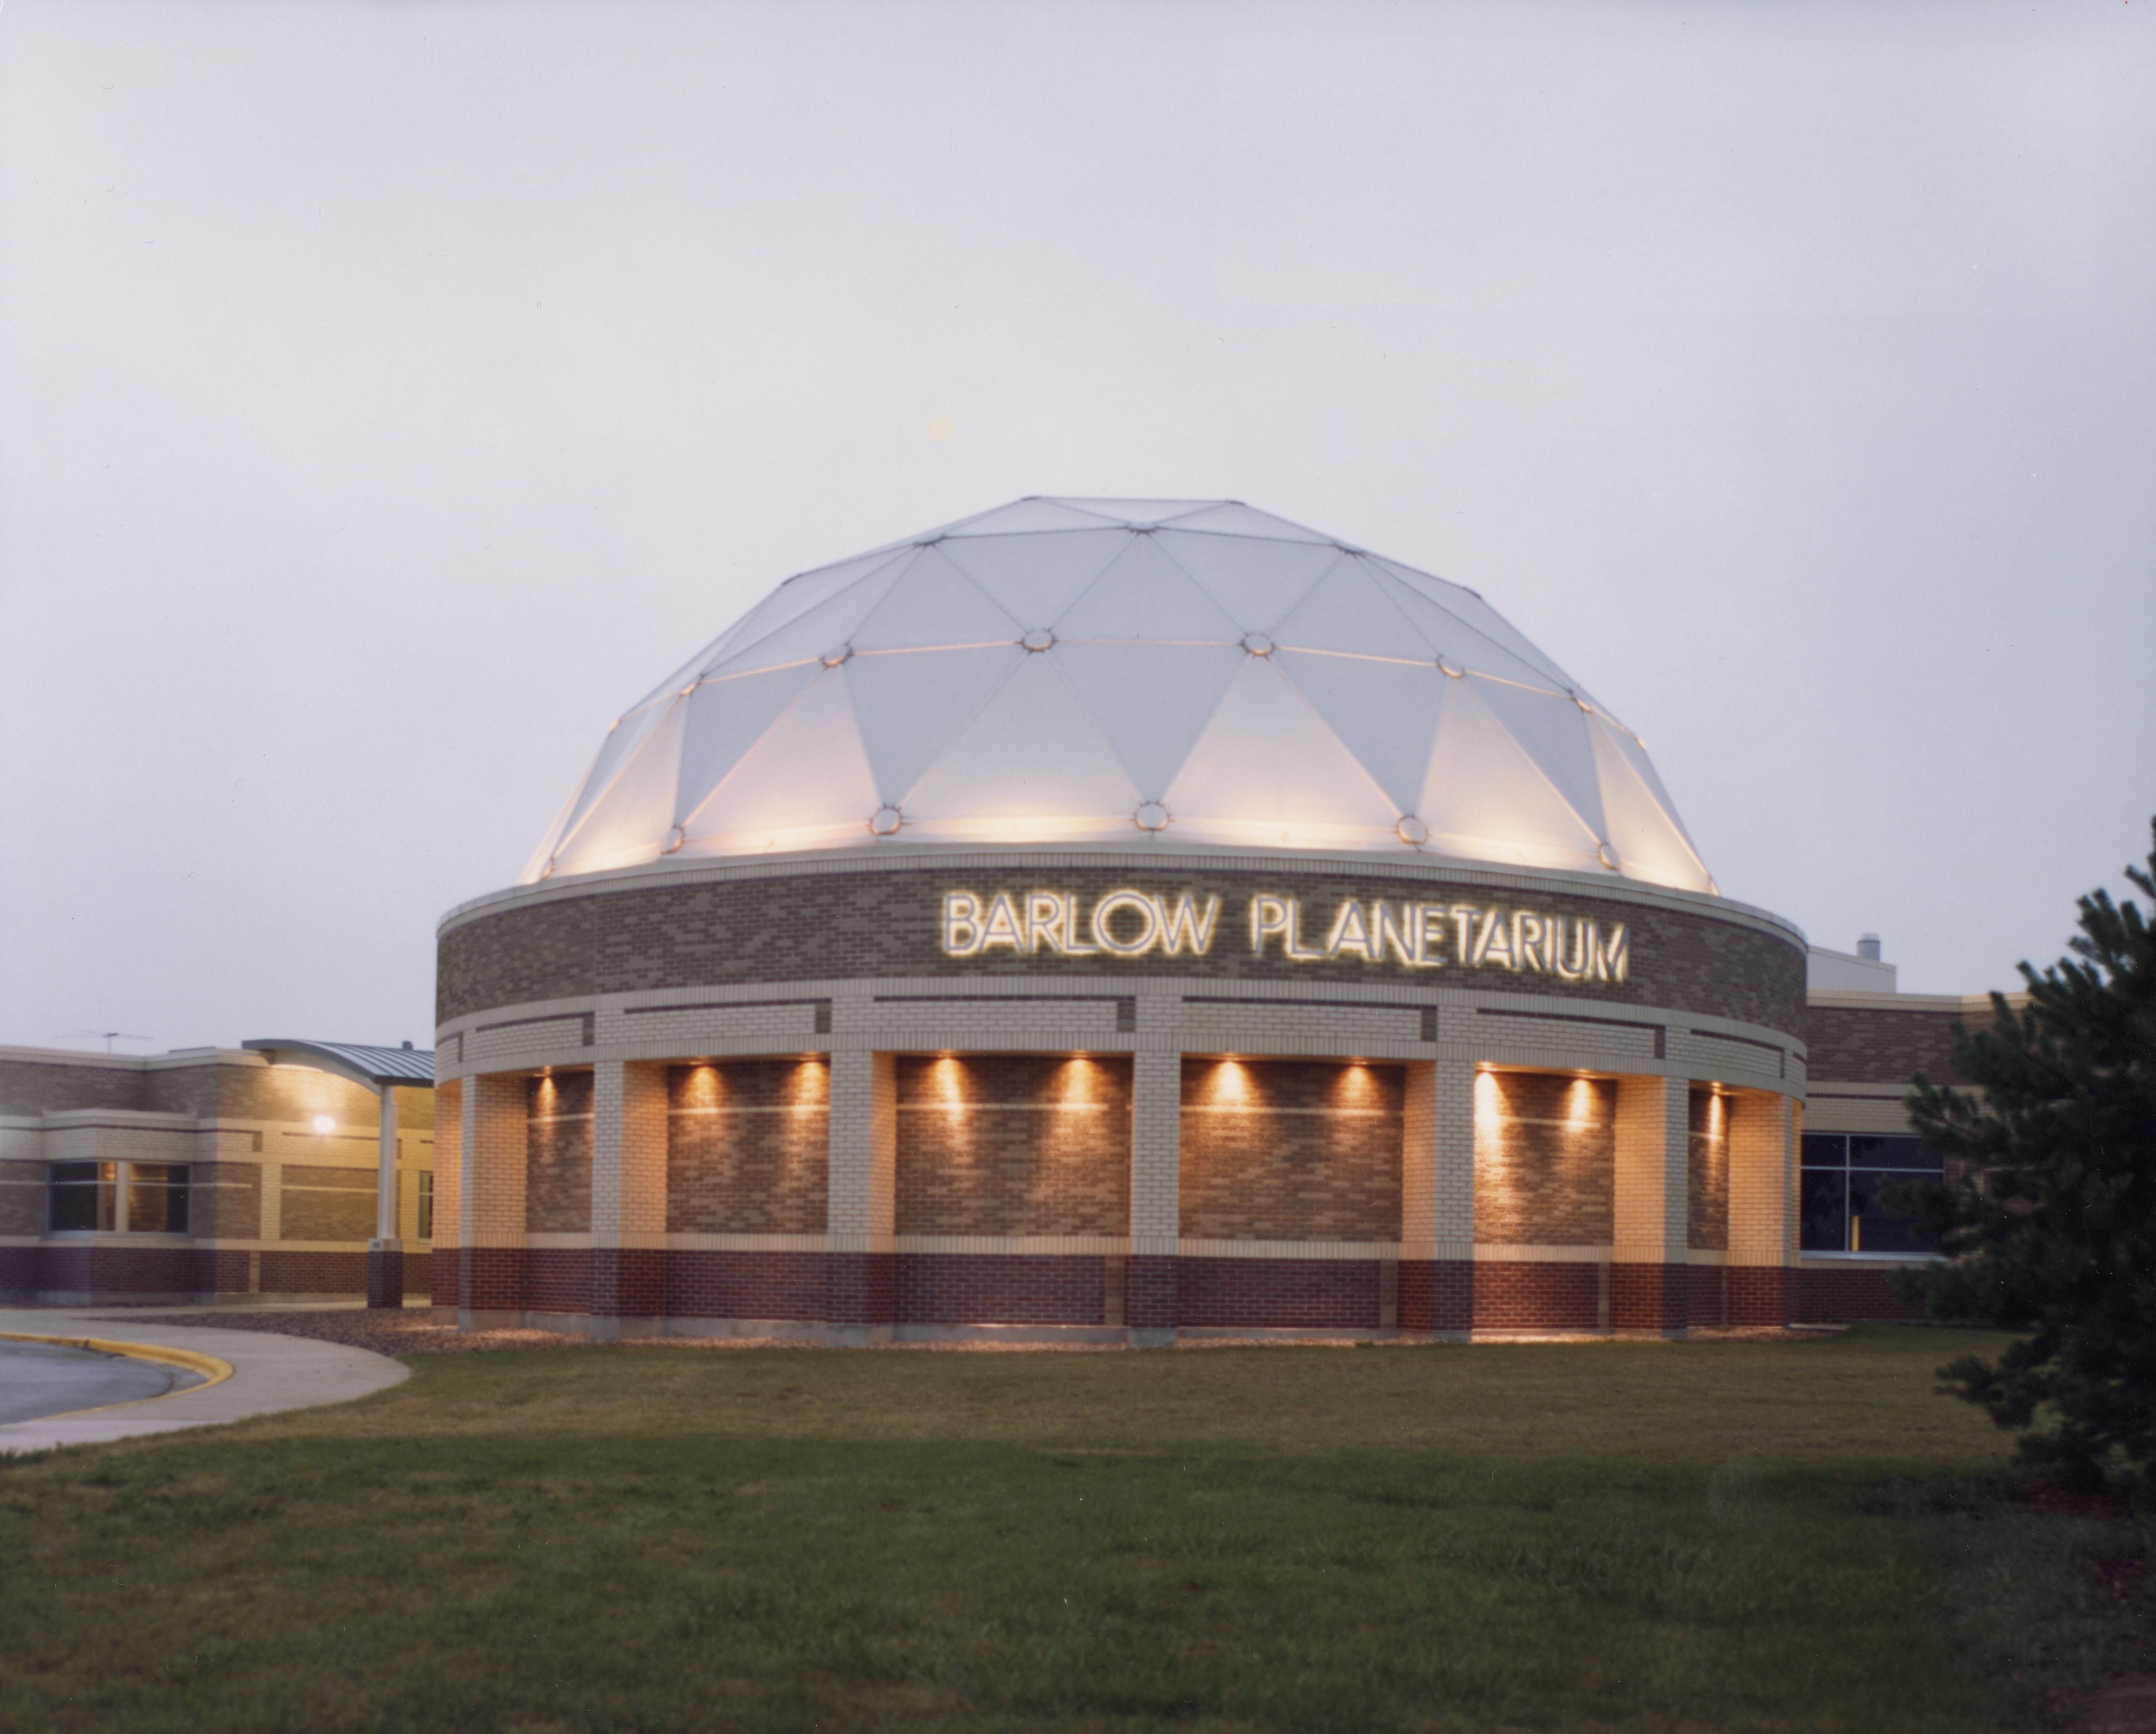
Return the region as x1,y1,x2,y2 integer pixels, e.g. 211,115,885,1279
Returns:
1131,1050,1180,1256
1612,1075,1686,1265
462,1072,526,1250
594,1060,668,1247
1728,1088,1794,1267
826,1050,894,1251
433,1079,463,1253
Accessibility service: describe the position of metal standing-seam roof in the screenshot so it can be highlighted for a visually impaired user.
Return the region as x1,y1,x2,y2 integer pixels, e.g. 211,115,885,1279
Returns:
523,498,1717,894
241,1039,435,1092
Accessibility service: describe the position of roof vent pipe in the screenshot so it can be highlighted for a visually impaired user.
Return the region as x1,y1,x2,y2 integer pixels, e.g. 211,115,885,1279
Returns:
1857,934,1882,961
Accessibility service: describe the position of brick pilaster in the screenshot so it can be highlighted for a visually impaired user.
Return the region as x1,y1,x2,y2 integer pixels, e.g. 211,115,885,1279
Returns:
826,1050,895,1342
1612,1073,1688,1334
590,1059,668,1336
459,1071,528,1329
1728,1089,1795,1325
430,1079,463,1312
1401,1057,1473,1334
1128,1049,1180,1345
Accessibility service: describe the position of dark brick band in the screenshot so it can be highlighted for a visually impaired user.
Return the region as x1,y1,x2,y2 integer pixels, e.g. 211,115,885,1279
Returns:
439,860,1805,1037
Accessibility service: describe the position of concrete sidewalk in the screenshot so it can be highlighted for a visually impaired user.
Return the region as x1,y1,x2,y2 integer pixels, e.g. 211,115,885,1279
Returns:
0,1308,409,1453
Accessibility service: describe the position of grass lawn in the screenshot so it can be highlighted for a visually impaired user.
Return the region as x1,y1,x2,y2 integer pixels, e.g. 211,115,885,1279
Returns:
0,1326,2147,1731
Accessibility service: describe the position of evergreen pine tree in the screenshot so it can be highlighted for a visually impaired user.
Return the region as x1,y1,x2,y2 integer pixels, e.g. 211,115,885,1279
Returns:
1891,818,2156,1490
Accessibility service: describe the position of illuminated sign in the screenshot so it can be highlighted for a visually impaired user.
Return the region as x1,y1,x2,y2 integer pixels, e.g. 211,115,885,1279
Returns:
939,889,1627,980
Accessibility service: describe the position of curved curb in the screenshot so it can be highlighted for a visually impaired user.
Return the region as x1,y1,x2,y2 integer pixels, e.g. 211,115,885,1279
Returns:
0,1330,235,1419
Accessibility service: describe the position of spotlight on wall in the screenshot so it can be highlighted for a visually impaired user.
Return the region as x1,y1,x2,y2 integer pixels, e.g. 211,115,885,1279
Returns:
312,1114,336,1135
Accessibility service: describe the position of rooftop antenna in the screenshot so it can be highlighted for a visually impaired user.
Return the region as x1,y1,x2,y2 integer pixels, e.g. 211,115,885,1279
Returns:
65,1029,152,1054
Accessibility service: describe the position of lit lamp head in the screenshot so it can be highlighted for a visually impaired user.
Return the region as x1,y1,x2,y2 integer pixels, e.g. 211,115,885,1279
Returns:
312,1114,336,1135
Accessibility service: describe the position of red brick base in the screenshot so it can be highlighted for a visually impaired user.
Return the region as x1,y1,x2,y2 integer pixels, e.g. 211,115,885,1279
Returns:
1796,1265,1930,1322
1177,1256,1380,1329
1473,1260,1601,1331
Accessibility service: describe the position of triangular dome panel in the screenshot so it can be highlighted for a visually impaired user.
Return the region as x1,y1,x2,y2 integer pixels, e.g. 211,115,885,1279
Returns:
1367,555,1582,692
550,694,690,876
1272,556,1440,661
943,498,1122,536
676,669,879,852
1163,656,1397,846
546,688,680,860
695,545,915,678
672,664,824,827
1162,502,1333,543
1156,532,1345,634
1055,639,1247,800
942,528,1129,629
1271,648,1443,816
1467,675,1609,843
1054,534,1242,643
705,547,920,677
898,653,1142,837
1042,497,1215,525
1417,680,1604,873
1587,716,1713,891
850,546,1020,651
844,643,1025,805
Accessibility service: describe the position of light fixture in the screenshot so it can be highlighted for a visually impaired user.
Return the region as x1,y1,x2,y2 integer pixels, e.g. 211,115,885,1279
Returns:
1133,801,1170,832
312,1114,336,1135
1396,815,1429,846
821,645,854,669
1240,632,1274,656
868,805,903,837
1020,628,1055,652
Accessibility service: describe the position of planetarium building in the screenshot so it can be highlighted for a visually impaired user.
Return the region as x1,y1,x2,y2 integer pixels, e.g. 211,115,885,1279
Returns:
429,498,1809,1342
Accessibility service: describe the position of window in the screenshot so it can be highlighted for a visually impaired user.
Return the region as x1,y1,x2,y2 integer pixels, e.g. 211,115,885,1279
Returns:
417,1169,434,1241
128,1164,190,1234
48,1162,114,1232
47,1162,189,1234
1800,1134,1940,1254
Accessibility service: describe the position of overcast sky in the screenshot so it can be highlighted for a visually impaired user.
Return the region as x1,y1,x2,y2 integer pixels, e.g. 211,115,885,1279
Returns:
3,0,2151,1054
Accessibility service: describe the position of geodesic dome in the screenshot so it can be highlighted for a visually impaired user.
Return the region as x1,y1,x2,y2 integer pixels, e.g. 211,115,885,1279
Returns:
522,498,1715,894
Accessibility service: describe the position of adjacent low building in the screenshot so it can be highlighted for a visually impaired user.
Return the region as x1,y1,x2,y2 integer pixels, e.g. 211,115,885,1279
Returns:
0,1040,435,1306
426,496,1974,1342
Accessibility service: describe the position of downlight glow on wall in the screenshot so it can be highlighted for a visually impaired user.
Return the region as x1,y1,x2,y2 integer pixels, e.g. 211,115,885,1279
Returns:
523,498,1716,893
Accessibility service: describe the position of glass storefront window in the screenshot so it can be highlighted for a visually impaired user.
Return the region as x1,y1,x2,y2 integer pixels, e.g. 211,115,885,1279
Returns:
1798,1134,1941,1253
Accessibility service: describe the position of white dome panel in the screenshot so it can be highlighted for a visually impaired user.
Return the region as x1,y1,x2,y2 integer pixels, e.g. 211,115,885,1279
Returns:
522,498,1716,895
1156,531,1345,634
942,528,1128,629
897,653,1143,841
1053,534,1241,643
1163,656,1396,848
846,643,1025,805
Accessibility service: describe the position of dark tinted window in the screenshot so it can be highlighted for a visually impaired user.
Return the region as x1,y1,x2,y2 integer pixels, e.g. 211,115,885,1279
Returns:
1800,1134,1847,1169
1850,1135,1934,1171
1799,1168,1848,1252
49,1162,114,1232
1848,1170,1937,1254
